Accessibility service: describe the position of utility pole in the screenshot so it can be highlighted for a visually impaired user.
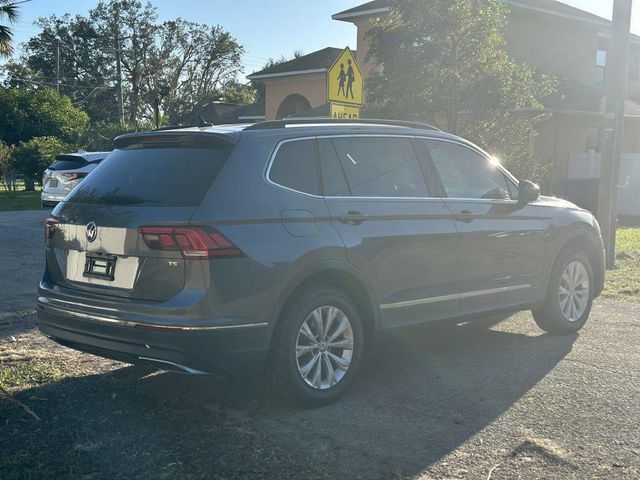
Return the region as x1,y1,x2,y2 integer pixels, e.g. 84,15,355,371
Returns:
598,0,633,269
114,35,125,127
55,39,60,93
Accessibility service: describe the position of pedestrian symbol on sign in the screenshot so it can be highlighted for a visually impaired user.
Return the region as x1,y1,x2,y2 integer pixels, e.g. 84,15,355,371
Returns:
328,47,363,106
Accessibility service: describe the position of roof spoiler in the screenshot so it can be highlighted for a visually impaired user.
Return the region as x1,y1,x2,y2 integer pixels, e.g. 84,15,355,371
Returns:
113,131,238,149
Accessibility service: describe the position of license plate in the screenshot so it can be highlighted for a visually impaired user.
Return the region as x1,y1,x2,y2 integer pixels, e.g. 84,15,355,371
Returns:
83,253,117,281
49,179,58,188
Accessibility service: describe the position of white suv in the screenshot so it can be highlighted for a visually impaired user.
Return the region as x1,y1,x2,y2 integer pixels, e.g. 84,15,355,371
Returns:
41,151,110,208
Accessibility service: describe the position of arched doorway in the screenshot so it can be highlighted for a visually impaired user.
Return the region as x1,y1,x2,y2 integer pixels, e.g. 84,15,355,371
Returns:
276,94,312,119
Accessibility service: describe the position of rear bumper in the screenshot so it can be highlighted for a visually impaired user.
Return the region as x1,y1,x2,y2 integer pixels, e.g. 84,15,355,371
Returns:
41,191,68,203
36,295,270,375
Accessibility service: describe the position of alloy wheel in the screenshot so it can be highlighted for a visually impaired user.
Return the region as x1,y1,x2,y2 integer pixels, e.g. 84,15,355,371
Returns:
295,305,354,390
558,260,590,322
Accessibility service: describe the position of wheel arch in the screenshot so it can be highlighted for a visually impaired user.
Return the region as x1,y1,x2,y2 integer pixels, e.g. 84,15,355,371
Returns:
266,261,381,349
548,226,605,297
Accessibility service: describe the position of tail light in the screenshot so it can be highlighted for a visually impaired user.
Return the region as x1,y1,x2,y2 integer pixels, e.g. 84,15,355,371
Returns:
45,218,60,240
138,227,242,259
62,172,88,181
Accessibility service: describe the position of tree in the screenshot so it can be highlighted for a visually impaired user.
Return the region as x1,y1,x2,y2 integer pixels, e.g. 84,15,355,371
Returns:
0,88,89,189
365,0,556,183
148,18,245,123
0,140,17,197
15,12,119,124
0,88,89,146
3,1,245,127
80,122,139,151
223,81,256,105
0,0,20,57
12,136,66,190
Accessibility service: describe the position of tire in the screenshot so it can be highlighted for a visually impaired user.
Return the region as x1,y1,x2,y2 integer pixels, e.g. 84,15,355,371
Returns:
271,286,365,406
532,250,594,334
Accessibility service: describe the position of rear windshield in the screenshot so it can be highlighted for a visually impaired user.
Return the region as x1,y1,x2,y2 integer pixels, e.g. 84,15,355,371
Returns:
49,156,88,171
66,145,232,207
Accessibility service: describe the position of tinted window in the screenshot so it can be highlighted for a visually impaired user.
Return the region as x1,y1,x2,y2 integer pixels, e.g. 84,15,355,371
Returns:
66,146,231,207
49,157,88,171
269,140,319,195
318,137,428,197
422,140,511,200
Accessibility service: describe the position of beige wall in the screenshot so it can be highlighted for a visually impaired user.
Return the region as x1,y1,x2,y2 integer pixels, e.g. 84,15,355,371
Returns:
534,115,598,182
263,73,327,120
534,114,640,187
505,10,600,88
353,17,377,82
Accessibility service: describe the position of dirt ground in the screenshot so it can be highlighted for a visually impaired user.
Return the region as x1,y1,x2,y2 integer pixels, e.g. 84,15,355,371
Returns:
1,210,639,479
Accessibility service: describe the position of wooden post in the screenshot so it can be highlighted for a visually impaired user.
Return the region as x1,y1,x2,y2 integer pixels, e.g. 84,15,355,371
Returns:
598,0,633,269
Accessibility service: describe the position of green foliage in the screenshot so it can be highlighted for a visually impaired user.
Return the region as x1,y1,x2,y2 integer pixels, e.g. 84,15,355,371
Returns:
79,122,141,151
223,81,256,105
0,360,63,391
0,189,42,210
0,0,21,57
0,139,17,196
602,228,640,301
0,88,89,146
3,0,245,126
365,0,556,184
12,136,67,184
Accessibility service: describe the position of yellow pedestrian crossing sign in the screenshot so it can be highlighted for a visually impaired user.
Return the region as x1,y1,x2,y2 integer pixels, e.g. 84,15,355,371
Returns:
327,47,363,107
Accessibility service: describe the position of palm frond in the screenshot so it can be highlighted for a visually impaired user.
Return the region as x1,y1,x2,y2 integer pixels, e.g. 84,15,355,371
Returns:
0,24,13,56
0,0,20,23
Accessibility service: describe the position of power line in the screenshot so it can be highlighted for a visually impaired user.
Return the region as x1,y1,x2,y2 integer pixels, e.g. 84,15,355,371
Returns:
8,75,113,90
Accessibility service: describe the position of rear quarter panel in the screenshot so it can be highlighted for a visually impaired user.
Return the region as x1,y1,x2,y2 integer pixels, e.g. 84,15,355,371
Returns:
190,132,348,343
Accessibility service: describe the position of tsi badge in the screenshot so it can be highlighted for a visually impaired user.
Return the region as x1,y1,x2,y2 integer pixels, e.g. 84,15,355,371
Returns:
86,221,98,242
168,261,178,267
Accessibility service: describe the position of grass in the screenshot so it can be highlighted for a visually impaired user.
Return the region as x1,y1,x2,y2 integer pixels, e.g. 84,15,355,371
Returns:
0,360,63,392
602,227,640,301
0,190,42,211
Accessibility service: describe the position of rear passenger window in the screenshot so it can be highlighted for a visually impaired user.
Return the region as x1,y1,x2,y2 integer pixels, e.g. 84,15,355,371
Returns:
318,137,428,197
269,140,319,195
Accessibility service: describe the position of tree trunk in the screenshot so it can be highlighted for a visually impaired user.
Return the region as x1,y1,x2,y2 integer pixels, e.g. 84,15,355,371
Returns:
23,175,35,192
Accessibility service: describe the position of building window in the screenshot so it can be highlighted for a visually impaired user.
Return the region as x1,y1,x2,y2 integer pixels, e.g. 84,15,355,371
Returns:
596,49,607,84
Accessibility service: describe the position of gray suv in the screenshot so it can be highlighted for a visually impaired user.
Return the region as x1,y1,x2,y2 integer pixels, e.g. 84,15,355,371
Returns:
37,119,605,404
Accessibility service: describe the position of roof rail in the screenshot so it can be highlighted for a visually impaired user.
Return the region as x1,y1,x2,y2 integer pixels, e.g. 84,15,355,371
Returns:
243,118,442,132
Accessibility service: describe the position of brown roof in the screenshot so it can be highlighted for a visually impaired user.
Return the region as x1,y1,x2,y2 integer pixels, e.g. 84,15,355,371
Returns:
333,1,640,41
248,47,353,79
332,0,391,20
333,0,609,22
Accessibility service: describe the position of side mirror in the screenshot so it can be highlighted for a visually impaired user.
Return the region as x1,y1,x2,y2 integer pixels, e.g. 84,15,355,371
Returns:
518,180,540,204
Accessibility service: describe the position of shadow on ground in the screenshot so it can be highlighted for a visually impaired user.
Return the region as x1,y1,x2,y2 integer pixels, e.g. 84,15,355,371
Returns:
0,316,576,479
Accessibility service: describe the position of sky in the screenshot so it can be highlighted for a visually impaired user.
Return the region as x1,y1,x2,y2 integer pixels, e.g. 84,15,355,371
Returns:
5,0,640,81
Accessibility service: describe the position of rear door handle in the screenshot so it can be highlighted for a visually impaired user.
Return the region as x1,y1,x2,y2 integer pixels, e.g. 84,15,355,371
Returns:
453,210,474,223
338,210,370,225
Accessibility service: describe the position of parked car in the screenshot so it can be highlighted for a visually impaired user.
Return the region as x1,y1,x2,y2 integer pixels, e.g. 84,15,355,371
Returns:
37,119,605,405
41,151,111,208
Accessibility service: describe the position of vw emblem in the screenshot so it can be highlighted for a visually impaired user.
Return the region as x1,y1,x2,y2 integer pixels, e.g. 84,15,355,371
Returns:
86,222,98,242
